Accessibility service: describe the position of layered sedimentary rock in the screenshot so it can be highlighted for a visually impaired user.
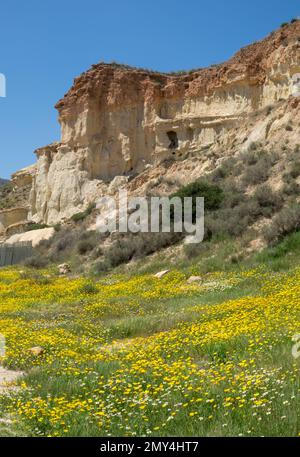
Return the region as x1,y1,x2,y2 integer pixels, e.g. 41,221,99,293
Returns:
0,165,36,236
12,164,36,189
0,207,29,236
29,21,300,224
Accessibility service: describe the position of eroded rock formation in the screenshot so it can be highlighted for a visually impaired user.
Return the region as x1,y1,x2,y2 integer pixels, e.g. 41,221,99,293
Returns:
27,21,300,224
0,165,36,237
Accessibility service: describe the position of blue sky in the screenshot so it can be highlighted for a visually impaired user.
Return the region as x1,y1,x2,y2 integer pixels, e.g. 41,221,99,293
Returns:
0,0,299,178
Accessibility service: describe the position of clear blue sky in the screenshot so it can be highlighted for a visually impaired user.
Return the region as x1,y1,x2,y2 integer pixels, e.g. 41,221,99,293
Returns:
0,0,299,178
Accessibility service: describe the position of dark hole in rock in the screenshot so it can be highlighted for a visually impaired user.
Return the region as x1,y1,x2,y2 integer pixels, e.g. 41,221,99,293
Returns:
187,127,194,142
167,131,178,149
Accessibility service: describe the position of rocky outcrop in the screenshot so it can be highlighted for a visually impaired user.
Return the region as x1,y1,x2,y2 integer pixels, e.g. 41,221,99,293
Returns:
5,227,55,247
0,165,36,236
28,21,300,224
0,207,29,236
12,165,36,189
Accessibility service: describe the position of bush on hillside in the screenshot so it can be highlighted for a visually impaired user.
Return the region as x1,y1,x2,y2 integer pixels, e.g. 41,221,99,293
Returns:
71,203,96,223
290,161,300,179
171,180,223,223
252,185,283,215
23,256,49,269
26,223,49,231
77,240,94,255
106,231,183,268
242,158,270,186
241,151,279,187
282,181,300,196
264,205,300,245
92,231,183,274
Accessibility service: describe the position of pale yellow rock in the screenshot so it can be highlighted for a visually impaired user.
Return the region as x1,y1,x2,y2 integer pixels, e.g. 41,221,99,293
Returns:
58,263,71,275
108,176,128,195
154,270,170,279
187,276,203,284
5,227,55,247
0,208,29,235
29,347,44,357
12,164,36,189
247,238,266,252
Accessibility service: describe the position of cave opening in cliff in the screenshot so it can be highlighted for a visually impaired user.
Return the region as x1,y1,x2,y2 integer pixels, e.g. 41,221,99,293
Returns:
167,131,178,150
187,127,194,142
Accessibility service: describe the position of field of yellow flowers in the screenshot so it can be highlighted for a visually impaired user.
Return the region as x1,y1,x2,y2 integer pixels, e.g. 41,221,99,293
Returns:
0,255,300,436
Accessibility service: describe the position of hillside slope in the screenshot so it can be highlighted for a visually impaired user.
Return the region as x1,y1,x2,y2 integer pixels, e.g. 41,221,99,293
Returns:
1,232,300,436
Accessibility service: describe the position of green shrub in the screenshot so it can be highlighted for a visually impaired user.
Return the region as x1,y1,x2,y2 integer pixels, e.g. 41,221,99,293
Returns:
77,240,94,255
235,200,261,220
91,246,103,260
172,180,223,221
107,239,136,267
93,259,111,274
71,212,87,223
282,181,300,196
105,231,183,269
242,159,270,186
241,152,279,188
54,232,76,253
206,210,250,238
253,185,283,215
23,256,49,269
264,205,300,244
222,186,245,209
211,158,236,181
78,282,98,295
290,162,300,179
35,225,105,267
26,223,48,231
71,203,96,223
243,149,261,165
184,241,208,259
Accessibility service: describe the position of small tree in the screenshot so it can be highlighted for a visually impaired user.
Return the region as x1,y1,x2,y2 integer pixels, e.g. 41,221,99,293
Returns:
171,180,223,221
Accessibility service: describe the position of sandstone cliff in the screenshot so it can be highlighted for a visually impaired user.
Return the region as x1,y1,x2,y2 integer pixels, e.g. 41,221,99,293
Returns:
27,21,300,224
0,165,36,237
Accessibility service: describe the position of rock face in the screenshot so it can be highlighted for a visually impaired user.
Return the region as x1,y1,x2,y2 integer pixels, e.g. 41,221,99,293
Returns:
12,165,36,189
29,21,300,224
0,165,36,236
0,207,29,236
5,227,55,248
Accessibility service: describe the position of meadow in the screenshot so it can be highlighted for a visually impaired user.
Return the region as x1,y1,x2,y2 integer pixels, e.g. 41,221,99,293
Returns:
0,233,300,437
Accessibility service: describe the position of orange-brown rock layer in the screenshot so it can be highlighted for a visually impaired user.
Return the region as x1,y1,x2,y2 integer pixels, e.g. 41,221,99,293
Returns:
28,21,300,224
56,20,300,113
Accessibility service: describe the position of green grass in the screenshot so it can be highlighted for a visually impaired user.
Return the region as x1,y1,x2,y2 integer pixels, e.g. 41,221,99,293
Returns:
1,230,300,436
